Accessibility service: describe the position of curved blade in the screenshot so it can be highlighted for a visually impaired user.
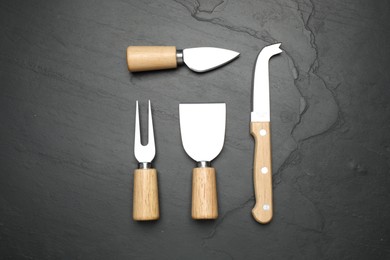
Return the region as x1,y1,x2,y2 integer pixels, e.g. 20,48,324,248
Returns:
251,43,282,122
179,103,226,162
183,47,239,73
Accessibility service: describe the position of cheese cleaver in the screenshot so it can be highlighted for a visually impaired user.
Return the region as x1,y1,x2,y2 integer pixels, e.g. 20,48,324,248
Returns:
127,46,239,72
179,103,226,219
250,43,282,224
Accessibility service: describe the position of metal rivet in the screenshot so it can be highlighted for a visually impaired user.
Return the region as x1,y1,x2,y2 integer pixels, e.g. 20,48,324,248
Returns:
260,129,267,136
261,167,268,174
263,204,270,211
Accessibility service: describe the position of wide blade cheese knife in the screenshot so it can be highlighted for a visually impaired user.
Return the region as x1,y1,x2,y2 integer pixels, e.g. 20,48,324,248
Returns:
179,103,226,219
250,43,282,224
127,46,239,72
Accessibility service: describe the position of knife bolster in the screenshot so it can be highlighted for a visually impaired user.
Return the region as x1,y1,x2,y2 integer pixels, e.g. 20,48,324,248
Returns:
176,50,184,65
127,46,178,72
192,167,218,219
196,161,211,168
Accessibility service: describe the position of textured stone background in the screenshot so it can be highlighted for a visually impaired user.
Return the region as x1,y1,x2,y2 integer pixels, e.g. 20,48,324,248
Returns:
1,0,389,259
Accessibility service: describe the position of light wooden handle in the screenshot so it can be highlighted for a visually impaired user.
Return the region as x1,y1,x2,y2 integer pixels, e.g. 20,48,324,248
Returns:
133,168,159,221
191,167,218,219
250,122,273,224
127,46,177,72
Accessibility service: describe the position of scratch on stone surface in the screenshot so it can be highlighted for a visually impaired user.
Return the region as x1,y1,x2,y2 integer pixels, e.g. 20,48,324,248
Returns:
173,0,277,43
274,0,344,179
270,2,344,235
200,196,254,258
360,145,390,168
203,196,254,240
294,173,326,232
300,0,345,137
274,149,301,184
196,0,225,14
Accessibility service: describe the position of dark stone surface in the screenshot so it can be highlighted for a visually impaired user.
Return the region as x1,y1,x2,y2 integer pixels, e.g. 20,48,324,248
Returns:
1,0,390,259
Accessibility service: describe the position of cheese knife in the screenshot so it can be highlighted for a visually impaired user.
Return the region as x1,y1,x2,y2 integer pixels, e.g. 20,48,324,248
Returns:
127,46,239,72
179,103,226,219
250,43,282,224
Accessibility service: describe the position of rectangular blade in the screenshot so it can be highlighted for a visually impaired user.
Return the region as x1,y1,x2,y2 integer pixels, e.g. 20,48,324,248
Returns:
179,103,226,162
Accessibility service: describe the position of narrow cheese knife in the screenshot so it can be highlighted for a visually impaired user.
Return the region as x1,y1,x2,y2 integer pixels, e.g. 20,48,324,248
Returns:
127,46,239,72
250,43,282,224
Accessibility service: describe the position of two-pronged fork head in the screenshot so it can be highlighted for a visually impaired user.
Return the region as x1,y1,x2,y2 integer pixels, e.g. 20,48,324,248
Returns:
134,100,156,168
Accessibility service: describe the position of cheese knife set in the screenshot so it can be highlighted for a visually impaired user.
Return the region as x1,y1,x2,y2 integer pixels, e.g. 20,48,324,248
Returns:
128,44,283,224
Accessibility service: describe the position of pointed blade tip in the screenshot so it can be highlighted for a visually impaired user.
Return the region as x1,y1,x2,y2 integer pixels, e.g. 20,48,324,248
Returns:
183,47,240,73
276,43,283,53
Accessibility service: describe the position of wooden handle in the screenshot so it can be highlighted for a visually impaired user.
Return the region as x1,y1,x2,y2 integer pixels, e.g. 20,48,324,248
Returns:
191,167,218,219
250,122,273,224
133,168,159,221
127,46,177,72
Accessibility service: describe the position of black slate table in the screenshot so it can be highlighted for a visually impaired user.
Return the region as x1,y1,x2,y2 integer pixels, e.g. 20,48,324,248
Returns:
1,0,390,259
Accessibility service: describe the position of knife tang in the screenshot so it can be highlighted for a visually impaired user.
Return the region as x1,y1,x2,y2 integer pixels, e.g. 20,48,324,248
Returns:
250,121,273,224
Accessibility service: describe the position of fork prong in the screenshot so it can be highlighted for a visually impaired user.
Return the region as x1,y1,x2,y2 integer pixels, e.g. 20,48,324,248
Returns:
148,100,155,148
134,100,141,153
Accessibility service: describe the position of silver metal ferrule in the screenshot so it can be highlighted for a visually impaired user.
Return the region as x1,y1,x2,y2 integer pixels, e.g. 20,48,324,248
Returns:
138,162,152,169
176,50,184,65
197,161,211,168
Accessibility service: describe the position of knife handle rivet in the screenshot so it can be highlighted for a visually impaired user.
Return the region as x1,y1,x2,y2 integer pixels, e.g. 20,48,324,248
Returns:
260,129,267,136
261,167,268,174
263,204,270,211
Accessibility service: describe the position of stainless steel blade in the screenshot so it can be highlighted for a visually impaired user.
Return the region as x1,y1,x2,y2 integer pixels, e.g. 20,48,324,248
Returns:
134,100,155,164
179,103,226,162
183,47,239,73
251,43,282,122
